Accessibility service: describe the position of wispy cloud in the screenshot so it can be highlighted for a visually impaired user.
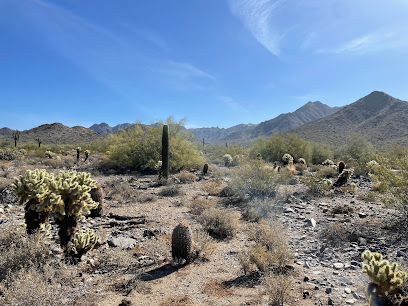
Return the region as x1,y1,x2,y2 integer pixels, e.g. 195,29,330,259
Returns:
228,0,286,56
154,60,216,91
318,30,408,55
217,96,248,113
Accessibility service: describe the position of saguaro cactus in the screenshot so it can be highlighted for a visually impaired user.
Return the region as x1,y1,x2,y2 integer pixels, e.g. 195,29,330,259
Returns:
12,130,20,147
76,147,81,162
162,124,169,179
172,221,194,264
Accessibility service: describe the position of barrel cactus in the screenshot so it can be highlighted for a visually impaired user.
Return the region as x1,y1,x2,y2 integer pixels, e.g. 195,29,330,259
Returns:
12,169,52,234
76,147,81,162
172,221,194,264
203,163,209,175
338,161,346,174
282,154,293,166
89,185,104,217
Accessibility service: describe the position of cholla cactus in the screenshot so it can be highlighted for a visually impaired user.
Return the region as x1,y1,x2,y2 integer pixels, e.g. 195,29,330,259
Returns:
333,168,354,187
322,159,335,166
19,149,27,155
12,169,52,234
84,150,90,162
45,150,55,159
172,221,194,264
48,171,98,249
155,160,163,179
366,160,380,174
282,154,293,166
362,250,407,304
74,229,98,260
39,223,52,242
76,147,81,162
223,154,233,167
298,158,306,165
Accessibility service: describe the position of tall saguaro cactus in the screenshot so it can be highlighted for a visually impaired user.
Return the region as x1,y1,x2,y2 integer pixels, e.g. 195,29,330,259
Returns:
12,130,20,147
162,124,169,179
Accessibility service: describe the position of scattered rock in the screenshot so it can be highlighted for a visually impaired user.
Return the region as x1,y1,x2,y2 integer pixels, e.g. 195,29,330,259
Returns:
333,263,344,270
108,237,137,249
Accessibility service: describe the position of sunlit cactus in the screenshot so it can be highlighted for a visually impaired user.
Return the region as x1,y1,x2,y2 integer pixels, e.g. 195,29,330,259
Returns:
84,150,90,162
282,153,293,166
223,154,233,167
74,229,98,260
12,169,52,234
48,171,98,249
89,185,104,217
298,158,306,166
333,168,354,187
362,250,407,305
172,221,194,264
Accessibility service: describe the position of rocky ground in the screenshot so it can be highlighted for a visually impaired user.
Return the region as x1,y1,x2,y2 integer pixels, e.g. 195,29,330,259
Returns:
0,160,407,306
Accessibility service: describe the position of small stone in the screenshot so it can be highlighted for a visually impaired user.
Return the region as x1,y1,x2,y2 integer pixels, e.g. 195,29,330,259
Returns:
108,237,137,249
306,218,317,227
303,276,309,282
397,250,405,257
358,237,367,246
345,299,356,304
333,263,344,270
345,288,352,294
358,212,367,218
327,298,334,305
283,207,295,213
325,288,332,294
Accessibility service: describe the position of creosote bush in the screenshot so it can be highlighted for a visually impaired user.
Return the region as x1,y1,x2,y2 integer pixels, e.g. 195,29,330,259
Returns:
229,159,285,200
200,207,239,239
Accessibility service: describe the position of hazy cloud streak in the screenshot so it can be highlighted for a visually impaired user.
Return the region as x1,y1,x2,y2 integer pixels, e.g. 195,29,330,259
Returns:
228,0,286,56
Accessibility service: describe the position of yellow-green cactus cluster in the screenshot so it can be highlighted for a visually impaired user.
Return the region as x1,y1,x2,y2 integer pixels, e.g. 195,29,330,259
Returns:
12,169,51,211
322,159,335,166
282,153,294,165
39,223,52,239
298,158,306,165
362,250,407,292
45,151,56,159
48,171,98,220
74,229,98,254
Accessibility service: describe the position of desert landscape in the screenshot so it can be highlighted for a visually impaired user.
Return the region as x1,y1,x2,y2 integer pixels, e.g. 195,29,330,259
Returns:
0,92,408,306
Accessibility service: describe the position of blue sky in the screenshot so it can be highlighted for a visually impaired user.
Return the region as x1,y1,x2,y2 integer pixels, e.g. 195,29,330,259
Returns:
1,0,408,130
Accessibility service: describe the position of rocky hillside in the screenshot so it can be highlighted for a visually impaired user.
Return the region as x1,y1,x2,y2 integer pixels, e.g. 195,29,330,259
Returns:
290,91,408,148
189,124,256,144
0,123,102,145
89,122,134,134
223,101,341,143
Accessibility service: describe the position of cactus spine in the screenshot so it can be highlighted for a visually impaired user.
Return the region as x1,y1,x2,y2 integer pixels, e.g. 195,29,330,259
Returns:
162,124,169,179
172,221,193,264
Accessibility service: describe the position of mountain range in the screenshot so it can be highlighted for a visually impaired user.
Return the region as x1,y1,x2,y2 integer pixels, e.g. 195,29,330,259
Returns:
1,91,408,148
290,91,408,148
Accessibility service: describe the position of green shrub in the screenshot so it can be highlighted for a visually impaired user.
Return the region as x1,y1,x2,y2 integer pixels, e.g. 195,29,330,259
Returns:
368,155,408,220
335,133,376,166
104,119,204,172
229,160,285,200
